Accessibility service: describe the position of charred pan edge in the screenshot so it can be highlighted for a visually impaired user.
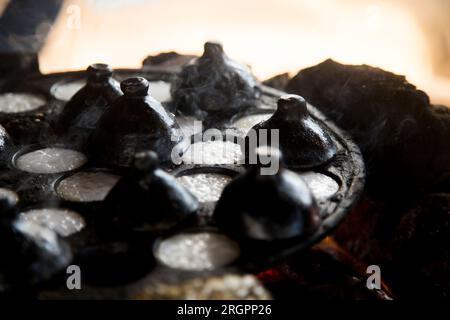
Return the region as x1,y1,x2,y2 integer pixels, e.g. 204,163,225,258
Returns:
12,68,365,298
261,85,366,260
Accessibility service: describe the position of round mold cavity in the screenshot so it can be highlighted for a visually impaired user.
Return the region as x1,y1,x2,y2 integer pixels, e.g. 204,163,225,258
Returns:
154,230,240,271
51,79,85,101
182,134,245,166
0,92,46,114
19,207,86,237
175,167,237,203
298,171,340,201
13,145,87,174
54,169,121,203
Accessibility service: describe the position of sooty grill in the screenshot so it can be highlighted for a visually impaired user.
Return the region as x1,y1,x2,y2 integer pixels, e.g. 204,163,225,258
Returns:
0,42,364,298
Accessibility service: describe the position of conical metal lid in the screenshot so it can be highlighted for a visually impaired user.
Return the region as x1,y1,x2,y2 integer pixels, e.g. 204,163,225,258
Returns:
171,42,261,123
248,94,337,169
99,151,199,236
89,77,187,167
214,147,320,241
0,199,72,292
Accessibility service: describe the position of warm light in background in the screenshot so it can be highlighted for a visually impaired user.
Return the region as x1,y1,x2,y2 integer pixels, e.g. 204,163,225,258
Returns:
23,0,450,106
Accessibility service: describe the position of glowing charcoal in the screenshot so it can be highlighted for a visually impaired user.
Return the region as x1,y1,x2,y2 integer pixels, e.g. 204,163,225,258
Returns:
182,141,243,165
177,173,232,202
19,208,86,237
0,93,45,114
233,113,272,133
56,171,121,202
299,172,339,200
15,148,87,174
52,80,85,101
0,188,19,205
155,232,240,271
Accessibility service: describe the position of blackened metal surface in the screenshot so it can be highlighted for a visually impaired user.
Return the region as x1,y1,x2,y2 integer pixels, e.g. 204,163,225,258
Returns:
0,62,364,298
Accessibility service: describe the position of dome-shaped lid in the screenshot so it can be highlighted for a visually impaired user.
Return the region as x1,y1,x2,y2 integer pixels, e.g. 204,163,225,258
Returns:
214,147,320,240
0,199,72,291
56,63,122,150
171,42,261,123
248,94,337,169
89,77,187,167
100,151,199,236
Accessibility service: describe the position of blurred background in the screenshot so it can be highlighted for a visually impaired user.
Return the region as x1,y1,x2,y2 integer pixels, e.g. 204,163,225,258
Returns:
1,0,449,105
